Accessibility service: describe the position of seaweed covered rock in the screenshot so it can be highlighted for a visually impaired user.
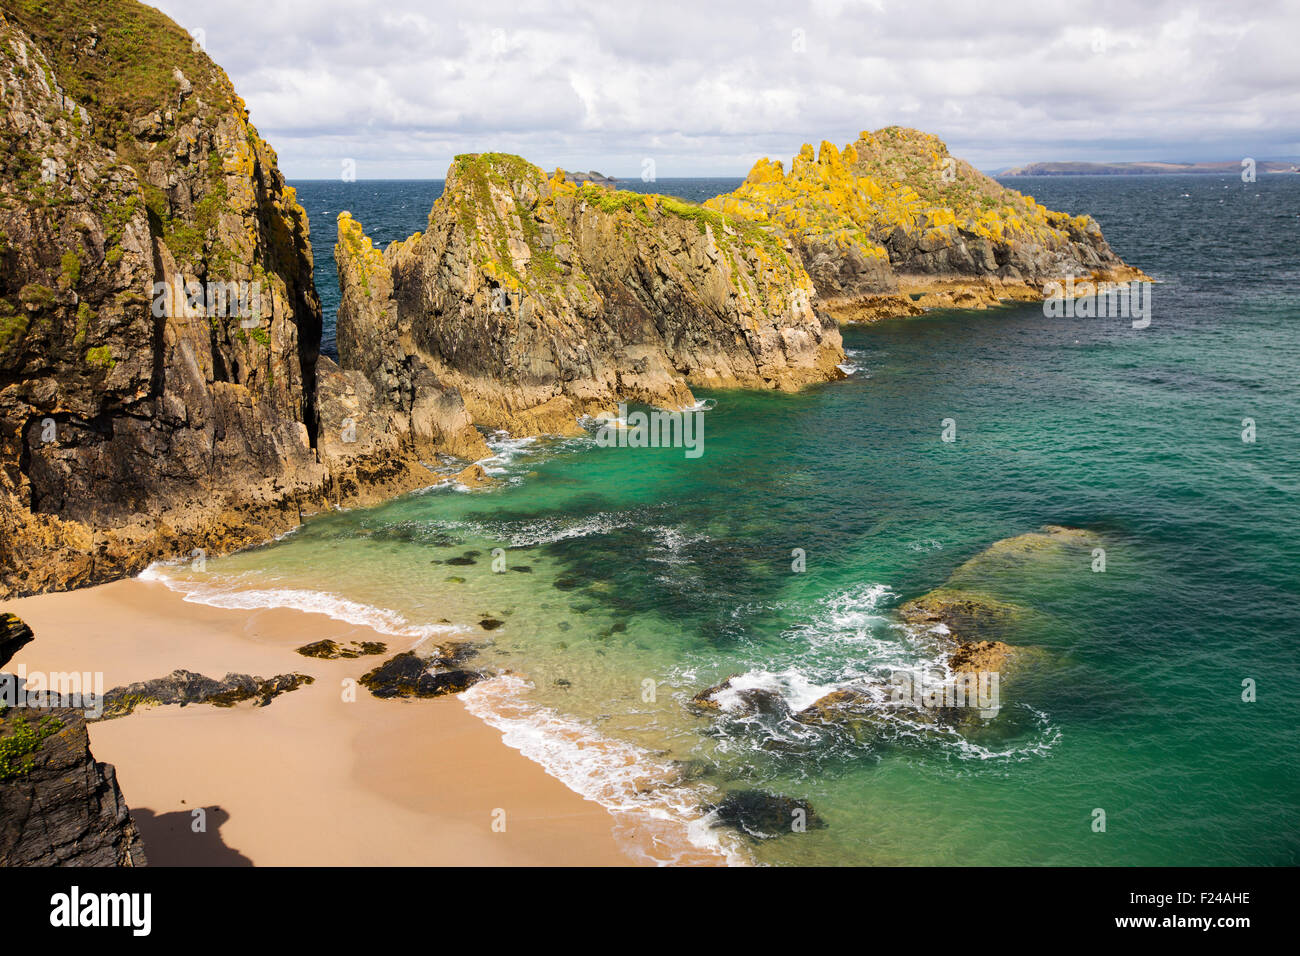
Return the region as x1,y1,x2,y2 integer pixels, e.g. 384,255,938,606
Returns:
99,668,314,719
296,638,387,660
358,650,483,699
705,128,1149,320
335,153,844,439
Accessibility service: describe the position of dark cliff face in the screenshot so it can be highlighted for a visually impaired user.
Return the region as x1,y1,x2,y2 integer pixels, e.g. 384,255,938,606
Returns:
0,702,148,866
1,614,146,867
0,1,331,596
335,154,845,438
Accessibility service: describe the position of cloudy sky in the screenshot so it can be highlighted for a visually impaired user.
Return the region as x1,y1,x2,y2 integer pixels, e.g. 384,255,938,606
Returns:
154,0,1300,179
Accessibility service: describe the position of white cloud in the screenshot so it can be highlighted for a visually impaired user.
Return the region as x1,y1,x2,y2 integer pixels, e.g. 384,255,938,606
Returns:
154,0,1300,176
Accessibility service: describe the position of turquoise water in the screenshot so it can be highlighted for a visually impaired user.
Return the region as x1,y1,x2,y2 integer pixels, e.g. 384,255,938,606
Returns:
159,174,1298,865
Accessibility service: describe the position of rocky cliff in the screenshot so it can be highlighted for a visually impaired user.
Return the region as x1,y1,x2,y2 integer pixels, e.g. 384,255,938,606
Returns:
0,0,331,596
1,616,147,866
705,127,1148,321
0,1,481,598
335,154,845,437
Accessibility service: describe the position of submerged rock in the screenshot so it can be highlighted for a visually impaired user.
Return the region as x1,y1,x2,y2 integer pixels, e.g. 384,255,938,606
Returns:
358,651,483,699
99,669,314,719
949,640,1018,674
708,790,825,839
897,589,1021,640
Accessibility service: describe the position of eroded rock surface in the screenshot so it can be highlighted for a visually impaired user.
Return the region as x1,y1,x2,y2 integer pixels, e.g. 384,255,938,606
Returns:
335,153,845,438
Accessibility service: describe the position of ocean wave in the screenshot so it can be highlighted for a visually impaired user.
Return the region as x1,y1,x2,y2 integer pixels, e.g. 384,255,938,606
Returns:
138,564,463,644
461,675,747,866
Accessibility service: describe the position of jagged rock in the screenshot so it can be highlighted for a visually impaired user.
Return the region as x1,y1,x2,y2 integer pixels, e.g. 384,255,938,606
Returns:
556,168,617,189
1,613,34,668
335,153,845,439
707,790,825,839
0,704,147,865
451,462,495,489
705,128,1148,321
358,650,483,699
98,668,314,719
296,639,387,660
0,4,330,598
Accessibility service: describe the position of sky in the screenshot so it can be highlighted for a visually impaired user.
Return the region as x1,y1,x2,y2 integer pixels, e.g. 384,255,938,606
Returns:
154,0,1300,179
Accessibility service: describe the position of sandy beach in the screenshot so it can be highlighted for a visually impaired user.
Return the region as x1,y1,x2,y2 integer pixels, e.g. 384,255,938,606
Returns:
4,578,641,866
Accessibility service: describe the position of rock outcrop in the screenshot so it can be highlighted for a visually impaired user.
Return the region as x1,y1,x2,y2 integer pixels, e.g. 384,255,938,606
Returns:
98,668,315,719
0,704,147,865
335,153,845,437
1,615,146,866
1,611,33,667
705,127,1149,321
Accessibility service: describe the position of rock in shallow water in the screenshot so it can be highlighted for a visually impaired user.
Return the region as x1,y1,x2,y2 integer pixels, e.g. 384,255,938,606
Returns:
707,790,826,839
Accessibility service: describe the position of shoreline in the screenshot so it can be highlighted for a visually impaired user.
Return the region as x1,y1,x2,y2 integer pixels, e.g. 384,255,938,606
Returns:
4,577,653,866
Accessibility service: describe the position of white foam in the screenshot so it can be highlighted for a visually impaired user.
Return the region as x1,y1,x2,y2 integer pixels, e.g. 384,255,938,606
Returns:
461,675,748,866
710,668,840,714
138,564,463,643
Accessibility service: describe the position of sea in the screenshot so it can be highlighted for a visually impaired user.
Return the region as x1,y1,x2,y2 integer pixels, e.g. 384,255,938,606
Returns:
143,173,1300,865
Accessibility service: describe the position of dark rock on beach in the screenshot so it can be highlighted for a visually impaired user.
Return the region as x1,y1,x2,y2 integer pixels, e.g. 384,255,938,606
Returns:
296,639,387,660
99,669,315,719
1,613,34,668
358,651,483,699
